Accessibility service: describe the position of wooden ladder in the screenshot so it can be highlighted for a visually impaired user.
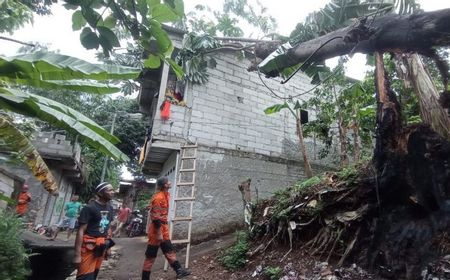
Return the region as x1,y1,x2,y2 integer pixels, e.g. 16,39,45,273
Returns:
164,143,198,270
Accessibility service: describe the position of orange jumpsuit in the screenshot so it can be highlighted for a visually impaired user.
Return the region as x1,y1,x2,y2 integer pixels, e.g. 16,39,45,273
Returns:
16,191,31,216
142,191,180,279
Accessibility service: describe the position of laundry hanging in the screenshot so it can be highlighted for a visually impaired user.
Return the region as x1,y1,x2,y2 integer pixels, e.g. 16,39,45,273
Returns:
160,100,171,121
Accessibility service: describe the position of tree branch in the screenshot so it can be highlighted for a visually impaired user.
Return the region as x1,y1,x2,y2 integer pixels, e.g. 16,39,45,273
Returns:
0,36,35,47
213,36,281,43
258,8,450,77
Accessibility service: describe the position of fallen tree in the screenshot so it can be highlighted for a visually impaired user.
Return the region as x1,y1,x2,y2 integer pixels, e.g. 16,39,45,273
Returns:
246,7,450,280
258,8,450,79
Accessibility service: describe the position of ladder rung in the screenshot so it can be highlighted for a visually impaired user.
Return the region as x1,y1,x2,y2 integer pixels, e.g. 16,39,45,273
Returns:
182,145,198,149
172,239,190,244
172,216,192,222
181,156,197,159
177,182,195,186
175,197,195,201
179,169,195,172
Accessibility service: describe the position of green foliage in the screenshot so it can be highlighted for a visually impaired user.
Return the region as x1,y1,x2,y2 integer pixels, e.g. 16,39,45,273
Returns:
264,266,282,280
30,89,148,194
381,55,423,126
0,193,15,205
177,0,278,84
136,192,153,210
260,0,396,76
264,103,290,115
0,88,129,162
219,231,249,270
0,211,31,280
61,0,183,66
292,176,322,193
81,146,120,201
222,0,277,35
0,0,33,34
303,61,376,160
0,52,139,82
336,165,358,180
176,33,222,84
185,0,276,37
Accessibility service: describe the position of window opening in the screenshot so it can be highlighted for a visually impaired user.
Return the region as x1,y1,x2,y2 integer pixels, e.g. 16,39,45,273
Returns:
165,77,186,106
164,49,187,106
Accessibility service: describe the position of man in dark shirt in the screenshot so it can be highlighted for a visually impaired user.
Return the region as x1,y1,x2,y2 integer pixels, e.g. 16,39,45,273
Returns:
74,182,115,280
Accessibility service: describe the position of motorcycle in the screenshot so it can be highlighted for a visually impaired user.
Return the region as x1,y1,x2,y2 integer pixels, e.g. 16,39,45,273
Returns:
126,210,144,237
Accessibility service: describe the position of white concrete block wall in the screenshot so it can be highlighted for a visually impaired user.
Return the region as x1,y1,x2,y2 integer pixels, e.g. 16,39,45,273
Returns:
151,51,322,162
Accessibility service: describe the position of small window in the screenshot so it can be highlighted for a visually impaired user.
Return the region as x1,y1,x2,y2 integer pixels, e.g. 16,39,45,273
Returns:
300,109,308,124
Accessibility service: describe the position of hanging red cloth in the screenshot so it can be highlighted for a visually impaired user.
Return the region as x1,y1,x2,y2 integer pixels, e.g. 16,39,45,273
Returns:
160,100,171,121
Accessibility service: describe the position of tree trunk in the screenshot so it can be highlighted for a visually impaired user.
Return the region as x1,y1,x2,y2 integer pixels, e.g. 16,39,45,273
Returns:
352,121,361,162
296,111,313,178
373,52,402,173
333,85,349,167
338,117,349,167
396,53,450,139
258,9,450,76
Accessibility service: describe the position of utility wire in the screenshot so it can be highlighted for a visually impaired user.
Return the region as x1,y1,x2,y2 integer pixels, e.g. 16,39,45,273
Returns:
257,62,345,101
281,36,344,84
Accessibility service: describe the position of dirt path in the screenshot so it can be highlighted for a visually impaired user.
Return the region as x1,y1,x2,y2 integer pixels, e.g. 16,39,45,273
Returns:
97,234,236,280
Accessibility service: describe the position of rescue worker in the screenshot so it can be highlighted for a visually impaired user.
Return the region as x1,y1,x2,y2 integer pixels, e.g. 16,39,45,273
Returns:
74,182,115,280
16,183,31,217
141,177,190,279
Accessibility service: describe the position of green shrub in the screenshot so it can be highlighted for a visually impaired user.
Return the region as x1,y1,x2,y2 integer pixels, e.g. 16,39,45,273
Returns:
219,231,249,270
0,211,30,280
136,192,153,210
264,266,282,280
292,176,323,193
336,165,358,180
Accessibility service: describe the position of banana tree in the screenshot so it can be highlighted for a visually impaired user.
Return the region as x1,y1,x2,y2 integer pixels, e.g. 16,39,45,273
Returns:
257,1,450,136
265,102,314,178
0,52,140,193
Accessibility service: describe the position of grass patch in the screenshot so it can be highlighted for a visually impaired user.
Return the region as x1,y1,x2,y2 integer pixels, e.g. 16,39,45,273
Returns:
264,266,282,280
292,176,323,193
336,165,359,181
219,231,249,270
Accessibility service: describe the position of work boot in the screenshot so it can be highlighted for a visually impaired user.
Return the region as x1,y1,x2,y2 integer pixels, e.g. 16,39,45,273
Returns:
141,270,151,280
175,267,190,278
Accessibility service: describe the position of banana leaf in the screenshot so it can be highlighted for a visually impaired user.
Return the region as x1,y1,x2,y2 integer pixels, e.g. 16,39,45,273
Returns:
0,114,58,194
0,52,140,80
0,88,129,162
0,77,122,94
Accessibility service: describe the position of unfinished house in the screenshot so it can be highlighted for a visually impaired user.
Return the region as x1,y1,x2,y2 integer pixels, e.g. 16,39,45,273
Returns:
1,132,85,226
138,27,331,241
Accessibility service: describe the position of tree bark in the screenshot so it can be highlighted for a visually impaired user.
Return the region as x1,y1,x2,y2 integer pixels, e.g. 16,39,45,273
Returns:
338,120,349,167
396,53,450,139
352,121,361,162
258,9,450,76
333,85,349,167
373,52,402,173
296,111,314,178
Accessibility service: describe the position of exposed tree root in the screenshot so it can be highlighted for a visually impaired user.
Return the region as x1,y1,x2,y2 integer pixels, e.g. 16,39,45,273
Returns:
250,124,450,280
